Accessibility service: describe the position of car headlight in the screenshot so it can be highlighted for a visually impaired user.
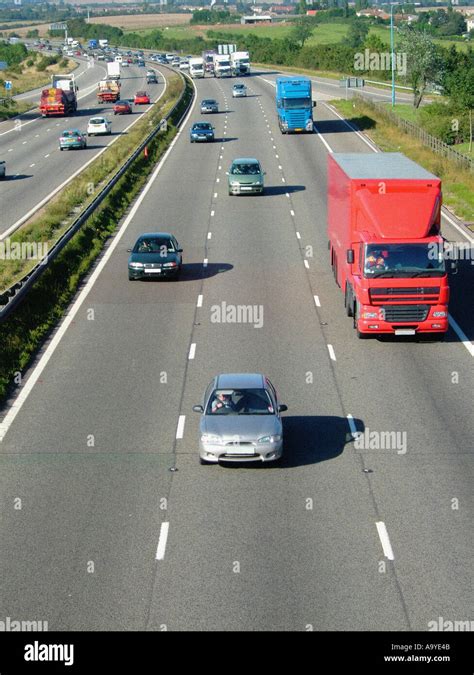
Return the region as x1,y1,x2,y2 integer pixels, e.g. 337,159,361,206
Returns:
129,262,144,268
258,435,282,444
201,434,222,444
230,181,240,186
432,311,447,318
162,262,177,268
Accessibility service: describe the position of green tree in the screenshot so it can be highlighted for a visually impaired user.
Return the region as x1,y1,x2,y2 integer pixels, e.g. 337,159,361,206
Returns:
447,67,474,152
397,26,443,108
291,17,316,47
346,19,369,48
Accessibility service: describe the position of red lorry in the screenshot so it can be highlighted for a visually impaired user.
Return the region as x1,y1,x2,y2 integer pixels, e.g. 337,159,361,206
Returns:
39,74,78,117
327,153,449,339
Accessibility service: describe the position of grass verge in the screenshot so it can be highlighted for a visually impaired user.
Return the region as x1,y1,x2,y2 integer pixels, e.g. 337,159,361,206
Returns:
331,97,474,224
0,74,193,403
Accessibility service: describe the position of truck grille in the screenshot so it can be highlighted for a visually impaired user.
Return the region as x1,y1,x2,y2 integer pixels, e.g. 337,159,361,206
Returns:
287,112,306,128
371,287,440,304
382,305,429,322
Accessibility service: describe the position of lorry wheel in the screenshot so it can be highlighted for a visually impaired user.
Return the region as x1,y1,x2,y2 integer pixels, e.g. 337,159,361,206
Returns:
345,286,354,317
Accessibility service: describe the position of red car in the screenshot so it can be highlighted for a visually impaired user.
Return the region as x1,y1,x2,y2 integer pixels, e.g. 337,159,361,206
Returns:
134,91,151,105
113,100,133,115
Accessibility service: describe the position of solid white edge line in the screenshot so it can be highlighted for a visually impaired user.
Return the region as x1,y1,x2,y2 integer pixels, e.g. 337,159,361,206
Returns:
346,414,357,438
327,344,336,361
176,415,186,440
323,102,379,152
188,343,196,360
448,314,474,357
1,69,169,242
0,74,197,442
197,294,203,307
376,522,395,561
155,522,170,561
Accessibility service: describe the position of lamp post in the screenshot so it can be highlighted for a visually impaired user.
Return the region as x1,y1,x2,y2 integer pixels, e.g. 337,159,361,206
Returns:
390,3,398,108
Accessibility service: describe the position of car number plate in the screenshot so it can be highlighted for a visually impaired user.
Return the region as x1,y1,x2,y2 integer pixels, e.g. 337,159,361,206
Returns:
226,446,255,455
395,329,416,336
145,269,161,274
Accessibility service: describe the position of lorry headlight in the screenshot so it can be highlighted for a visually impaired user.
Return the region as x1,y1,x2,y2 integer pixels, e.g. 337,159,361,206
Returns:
362,311,378,319
432,311,447,318
306,120,313,131
282,122,288,129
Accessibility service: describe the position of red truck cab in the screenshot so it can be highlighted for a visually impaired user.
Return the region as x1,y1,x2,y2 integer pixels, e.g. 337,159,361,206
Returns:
328,153,449,339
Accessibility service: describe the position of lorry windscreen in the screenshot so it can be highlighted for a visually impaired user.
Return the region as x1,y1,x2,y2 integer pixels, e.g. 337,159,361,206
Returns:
282,97,311,109
364,243,446,278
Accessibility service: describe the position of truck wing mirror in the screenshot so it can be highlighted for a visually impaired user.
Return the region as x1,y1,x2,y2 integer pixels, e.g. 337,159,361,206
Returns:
312,101,316,107
346,249,355,264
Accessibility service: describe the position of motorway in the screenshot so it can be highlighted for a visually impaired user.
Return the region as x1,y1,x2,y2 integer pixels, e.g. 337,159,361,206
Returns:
0,58,167,237
0,69,472,631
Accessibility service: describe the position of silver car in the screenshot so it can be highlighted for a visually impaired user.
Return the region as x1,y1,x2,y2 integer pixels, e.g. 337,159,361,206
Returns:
200,98,219,114
232,83,247,98
193,373,287,465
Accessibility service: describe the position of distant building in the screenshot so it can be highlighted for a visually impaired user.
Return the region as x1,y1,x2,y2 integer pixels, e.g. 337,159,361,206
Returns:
467,17,474,31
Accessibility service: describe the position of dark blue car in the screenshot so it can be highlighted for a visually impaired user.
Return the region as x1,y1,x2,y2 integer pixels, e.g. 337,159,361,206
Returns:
189,121,215,143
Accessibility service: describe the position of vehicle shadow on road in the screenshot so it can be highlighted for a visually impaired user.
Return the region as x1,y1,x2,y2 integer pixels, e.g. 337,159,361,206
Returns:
180,262,233,281
264,185,305,196
216,137,238,143
2,174,32,181
315,117,376,134
220,415,363,469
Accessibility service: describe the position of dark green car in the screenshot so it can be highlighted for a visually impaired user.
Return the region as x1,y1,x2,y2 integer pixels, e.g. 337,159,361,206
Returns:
128,233,183,280
227,157,265,195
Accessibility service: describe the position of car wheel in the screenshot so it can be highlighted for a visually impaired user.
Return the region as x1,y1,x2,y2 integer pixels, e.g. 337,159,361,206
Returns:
128,275,136,281
59,147,63,151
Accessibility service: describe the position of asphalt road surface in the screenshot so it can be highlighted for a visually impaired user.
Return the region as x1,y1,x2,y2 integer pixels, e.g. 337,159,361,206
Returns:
0,70,472,631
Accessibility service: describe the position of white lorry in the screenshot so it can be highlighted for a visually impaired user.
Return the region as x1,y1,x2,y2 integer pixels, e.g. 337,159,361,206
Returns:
189,57,205,78
230,51,250,76
107,61,121,80
213,54,232,78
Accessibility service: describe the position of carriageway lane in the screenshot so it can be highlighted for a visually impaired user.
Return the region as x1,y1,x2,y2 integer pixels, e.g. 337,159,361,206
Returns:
241,73,474,629
0,65,167,236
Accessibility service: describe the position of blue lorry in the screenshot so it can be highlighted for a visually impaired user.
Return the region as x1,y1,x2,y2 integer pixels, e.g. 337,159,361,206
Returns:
275,76,315,134
88,39,98,49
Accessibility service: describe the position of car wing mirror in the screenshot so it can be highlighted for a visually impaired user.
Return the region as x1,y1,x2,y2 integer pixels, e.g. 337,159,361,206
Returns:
127,248,132,252
177,248,183,253
278,404,288,413
225,171,229,175
193,405,204,413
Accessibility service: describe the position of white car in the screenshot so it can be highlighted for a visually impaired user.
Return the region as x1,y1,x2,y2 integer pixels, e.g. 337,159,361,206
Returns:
179,60,189,71
87,116,112,136
121,60,129,67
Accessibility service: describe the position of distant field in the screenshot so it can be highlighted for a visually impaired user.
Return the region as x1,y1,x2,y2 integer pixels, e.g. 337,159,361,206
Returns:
135,21,470,52
87,13,192,30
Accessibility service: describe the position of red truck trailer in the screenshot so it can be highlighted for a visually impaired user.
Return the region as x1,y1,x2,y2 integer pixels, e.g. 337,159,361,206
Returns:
39,74,77,117
327,153,449,339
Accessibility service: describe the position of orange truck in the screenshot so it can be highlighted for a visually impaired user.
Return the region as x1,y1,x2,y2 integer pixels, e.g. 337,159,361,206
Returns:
97,79,121,103
39,74,78,117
